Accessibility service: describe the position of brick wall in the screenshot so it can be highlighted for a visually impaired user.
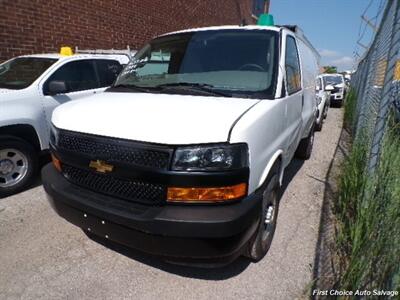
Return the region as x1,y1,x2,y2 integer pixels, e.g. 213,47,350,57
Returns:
0,0,254,62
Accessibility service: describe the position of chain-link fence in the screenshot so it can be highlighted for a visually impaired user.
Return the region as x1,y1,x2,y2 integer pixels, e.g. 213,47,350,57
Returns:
343,0,400,292
351,0,400,172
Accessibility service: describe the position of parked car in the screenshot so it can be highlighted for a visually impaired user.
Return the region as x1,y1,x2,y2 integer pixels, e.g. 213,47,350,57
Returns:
43,24,320,265
315,75,331,131
321,73,346,107
0,49,130,196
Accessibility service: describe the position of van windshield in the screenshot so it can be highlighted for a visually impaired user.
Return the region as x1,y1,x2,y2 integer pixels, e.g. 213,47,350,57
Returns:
113,30,279,99
323,75,343,86
0,57,57,90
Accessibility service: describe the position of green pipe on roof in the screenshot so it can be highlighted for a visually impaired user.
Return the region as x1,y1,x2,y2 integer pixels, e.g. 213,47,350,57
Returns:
257,14,274,26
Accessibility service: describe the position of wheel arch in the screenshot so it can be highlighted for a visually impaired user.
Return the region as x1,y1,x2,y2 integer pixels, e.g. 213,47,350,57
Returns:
257,150,284,189
0,124,41,152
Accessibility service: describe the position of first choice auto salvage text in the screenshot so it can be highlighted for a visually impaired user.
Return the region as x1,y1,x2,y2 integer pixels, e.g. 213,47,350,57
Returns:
313,289,398,297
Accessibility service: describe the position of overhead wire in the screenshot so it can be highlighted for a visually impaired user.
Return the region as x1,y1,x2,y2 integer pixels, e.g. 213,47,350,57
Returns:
354,0,387,66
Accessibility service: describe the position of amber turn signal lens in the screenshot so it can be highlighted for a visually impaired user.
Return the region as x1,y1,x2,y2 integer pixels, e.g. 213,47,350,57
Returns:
51,154,62,172
167,183,247,203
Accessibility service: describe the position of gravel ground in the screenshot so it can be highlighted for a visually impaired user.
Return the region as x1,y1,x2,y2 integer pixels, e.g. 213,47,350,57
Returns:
0,108,343,300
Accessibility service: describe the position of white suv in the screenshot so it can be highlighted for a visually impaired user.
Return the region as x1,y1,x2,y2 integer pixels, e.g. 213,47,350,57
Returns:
321,73,346,107
0,52,129,196
43,25,320,265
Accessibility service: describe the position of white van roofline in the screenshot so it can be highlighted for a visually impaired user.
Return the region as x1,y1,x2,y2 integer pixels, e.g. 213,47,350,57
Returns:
157,25,320,62
158,25,281,38
278,25,321,62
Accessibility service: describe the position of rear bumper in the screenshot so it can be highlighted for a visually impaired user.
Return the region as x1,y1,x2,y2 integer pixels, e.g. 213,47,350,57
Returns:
42,164,262,263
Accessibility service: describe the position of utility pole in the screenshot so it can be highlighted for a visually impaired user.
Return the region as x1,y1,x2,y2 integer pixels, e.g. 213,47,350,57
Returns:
264,0,270,14
252,0,271,21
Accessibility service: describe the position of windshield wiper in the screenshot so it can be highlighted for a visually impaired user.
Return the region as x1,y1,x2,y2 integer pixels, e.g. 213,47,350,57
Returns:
155,82,232,97
109,83,161,93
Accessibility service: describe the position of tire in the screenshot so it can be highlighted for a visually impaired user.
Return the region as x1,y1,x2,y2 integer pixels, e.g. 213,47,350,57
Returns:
246,173,280,262
315,119,323,131
295,126,315,160
0,137,38,197
323,104,328,119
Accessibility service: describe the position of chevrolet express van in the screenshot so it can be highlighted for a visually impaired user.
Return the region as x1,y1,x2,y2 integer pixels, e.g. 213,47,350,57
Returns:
42,25,320,265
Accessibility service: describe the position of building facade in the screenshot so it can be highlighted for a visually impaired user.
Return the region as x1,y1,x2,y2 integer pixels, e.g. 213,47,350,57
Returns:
0,0,254,62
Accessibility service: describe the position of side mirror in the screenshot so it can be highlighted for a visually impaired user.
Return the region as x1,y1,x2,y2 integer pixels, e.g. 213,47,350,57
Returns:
316,85,320,91
48,80,67,95
325,84,335,92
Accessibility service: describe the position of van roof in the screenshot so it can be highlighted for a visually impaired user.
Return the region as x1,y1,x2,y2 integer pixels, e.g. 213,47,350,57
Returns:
20,53,128,59
277,25,320,61
159,25,320,61
14,53,130,64
159,25,281,37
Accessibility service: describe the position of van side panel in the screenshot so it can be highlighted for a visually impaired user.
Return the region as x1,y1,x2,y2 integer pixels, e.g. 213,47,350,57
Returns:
297,38,320,138
230,29,320,195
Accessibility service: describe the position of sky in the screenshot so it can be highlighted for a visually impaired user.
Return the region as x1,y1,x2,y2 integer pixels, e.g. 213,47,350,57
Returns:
269,0,386,71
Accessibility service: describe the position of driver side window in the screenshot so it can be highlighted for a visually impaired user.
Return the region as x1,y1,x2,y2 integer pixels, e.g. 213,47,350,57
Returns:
285,36,302,95
43,60,98,95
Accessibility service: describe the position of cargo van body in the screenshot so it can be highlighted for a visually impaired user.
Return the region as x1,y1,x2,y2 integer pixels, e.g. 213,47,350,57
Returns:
43,25,320,265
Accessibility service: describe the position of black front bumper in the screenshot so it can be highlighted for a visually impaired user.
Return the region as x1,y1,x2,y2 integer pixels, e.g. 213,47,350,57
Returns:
42,164,262,264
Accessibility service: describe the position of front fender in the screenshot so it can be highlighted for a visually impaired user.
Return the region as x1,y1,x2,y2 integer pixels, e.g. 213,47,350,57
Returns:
258,150,284,188
229,99,288,194
0,104,46,150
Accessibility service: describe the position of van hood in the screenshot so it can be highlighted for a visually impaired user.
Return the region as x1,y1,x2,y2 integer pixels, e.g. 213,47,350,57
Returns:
52,92,260,145
334,83,345,88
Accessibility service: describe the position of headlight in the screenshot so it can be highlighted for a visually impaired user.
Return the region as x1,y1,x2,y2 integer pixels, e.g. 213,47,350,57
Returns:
172,144,248,171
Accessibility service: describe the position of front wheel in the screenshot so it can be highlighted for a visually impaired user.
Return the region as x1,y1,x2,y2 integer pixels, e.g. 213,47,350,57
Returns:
246,174,280,261
323,104,329,119
295,126,315,160
0,138,38,197
315,118,323,132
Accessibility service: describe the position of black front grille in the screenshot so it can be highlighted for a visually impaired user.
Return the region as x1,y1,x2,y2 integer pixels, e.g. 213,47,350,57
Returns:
62,164,166,205
56,130,172,170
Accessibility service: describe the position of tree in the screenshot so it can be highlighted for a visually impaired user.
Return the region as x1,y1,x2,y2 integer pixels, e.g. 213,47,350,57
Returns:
323,66,338,74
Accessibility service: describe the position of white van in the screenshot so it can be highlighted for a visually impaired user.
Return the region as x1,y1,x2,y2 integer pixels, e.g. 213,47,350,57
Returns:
43,25,320,265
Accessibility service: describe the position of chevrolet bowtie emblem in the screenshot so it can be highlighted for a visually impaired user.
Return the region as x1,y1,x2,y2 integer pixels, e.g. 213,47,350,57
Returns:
89,160,114,173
